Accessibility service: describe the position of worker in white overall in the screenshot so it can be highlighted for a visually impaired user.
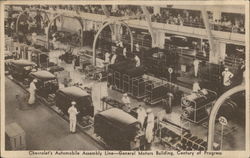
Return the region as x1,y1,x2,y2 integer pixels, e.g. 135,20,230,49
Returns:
10,21,15,37
193,59,200,77
118,41,124,48
104,52,111,71
52,33,58,50
123,47,127,58
68,101,79,133
192,81,201,93
222,67,234,87
110,53,117,64
28,79,37,105
145,108,155,150
122,93,131,111
104,52,111,64
134,54,141,67
135,43,140,52
31,32,37,45
136,105,147,127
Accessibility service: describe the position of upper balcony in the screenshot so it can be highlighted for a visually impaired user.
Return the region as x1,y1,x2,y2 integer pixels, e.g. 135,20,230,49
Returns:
11,5,245,44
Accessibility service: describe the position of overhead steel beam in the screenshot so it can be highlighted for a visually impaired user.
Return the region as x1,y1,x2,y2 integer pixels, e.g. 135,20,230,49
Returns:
141,6,156,46
101,5,110,17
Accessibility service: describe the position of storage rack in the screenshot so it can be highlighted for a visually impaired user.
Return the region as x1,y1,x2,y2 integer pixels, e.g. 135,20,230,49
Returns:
114,71,123,92
180,133,207,150
123,74,149,99
131,76,150,100
144,80,167,105
157,119,207,150
107,69,114,87
144,56,164,77
157,119,189,150
181,89,217,124
123,74,132,94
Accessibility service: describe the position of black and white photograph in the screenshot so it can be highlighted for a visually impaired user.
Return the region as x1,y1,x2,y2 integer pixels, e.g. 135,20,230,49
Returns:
1,1,249,157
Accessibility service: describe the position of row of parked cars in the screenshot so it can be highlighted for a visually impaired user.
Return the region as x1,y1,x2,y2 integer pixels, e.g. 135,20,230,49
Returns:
6,59,94,120
6,59,144,150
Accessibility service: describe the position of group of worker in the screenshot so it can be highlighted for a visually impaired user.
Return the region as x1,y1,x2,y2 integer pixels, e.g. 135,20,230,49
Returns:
103,41,141,69
104,51,141,67
23,41,243,149
193,58,237,86
192,56,243,94
192,66,235,94
137,106,155,150
67,91,156,146
121,93,155,150
25,74,78,133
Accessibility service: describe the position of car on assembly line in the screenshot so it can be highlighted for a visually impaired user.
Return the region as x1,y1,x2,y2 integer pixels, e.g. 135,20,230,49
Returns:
94,108,145,150
28,70,59,98
9,59,37,81
55,86,94,119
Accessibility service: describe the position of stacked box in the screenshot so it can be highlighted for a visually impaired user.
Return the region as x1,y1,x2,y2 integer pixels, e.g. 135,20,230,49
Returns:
5,122,26,150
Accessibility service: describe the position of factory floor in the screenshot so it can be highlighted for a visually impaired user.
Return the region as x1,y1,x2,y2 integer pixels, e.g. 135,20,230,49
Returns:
5,77,103,150
4,45,245,151
49,53,245,150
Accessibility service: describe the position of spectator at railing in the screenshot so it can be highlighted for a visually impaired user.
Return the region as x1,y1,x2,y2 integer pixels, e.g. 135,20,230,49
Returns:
150,8,244,34
14,5,245,34
177,14,184,26
212,17,244,34
108,5,143,18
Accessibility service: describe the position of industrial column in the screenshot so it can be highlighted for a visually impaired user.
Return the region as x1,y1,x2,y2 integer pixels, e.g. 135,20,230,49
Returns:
101,5,110,17
201,7,218,64
141,6,157,47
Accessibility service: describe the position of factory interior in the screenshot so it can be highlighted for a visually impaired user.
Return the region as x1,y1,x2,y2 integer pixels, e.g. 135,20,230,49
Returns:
4,4,247,151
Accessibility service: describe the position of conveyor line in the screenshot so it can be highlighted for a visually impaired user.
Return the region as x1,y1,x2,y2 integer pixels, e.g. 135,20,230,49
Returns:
6,75,109,150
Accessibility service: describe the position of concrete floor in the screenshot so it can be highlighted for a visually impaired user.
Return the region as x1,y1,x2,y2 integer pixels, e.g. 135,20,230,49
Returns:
5,77,103,150
4,48,245,151
53,59,246,150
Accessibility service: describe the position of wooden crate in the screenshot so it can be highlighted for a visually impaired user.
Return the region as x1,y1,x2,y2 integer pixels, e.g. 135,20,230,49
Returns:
5,122,26,150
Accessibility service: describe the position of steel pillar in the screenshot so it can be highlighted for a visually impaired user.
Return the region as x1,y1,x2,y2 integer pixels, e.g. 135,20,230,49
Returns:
201,7,217,64
141,6,156,47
